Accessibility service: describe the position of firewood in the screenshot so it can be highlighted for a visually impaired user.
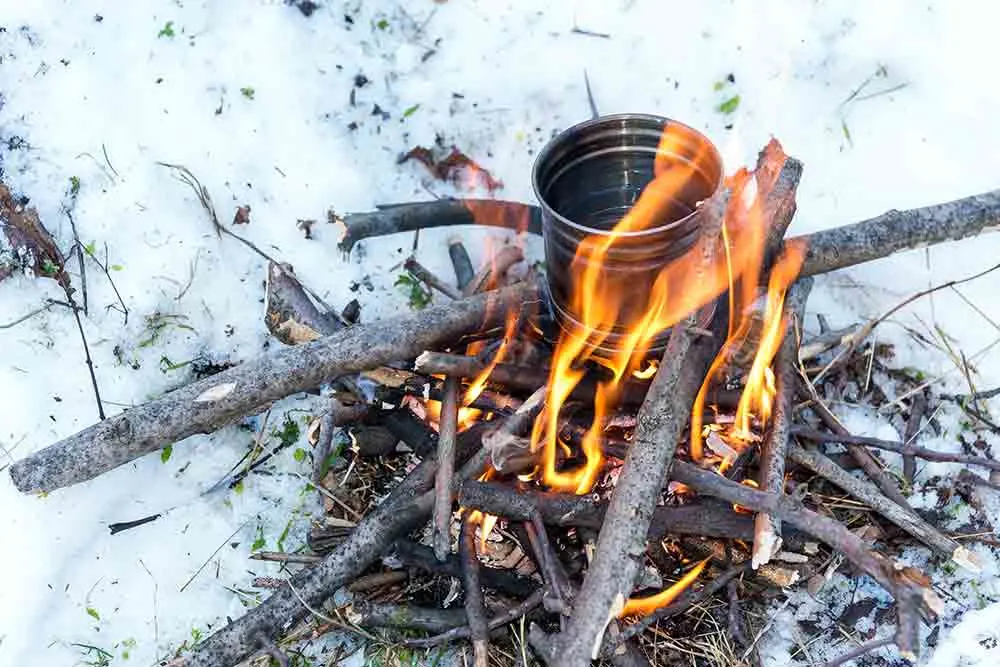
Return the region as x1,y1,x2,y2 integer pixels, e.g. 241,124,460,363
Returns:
9,282,537,494
787,441,979,569
347,600,466,634
404,255,463,300
433,376,461,561
448,237,475,290
791,425,1000,471
547,313,720,665
753,277,813,568
670,460,943,660
795,189,1000,277
337,199,542,252
460,515,490,667
174,425,491,667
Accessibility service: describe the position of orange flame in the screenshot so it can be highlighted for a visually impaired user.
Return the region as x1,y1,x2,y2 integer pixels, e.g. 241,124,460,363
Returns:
531,127,799,494
463,468,499,552
689,144,807,462
732,242,805,437
618,558,710,618
464,305,520,406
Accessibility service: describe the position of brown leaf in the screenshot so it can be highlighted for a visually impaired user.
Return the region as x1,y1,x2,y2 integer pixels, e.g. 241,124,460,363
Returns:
233,205,251,225
0,183,70,290
400,145,503,193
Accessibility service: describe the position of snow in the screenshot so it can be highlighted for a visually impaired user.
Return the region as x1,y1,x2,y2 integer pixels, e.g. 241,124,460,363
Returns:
2,0,1000,665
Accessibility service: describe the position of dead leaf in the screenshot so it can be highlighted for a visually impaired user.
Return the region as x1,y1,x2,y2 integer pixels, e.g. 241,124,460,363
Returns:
400,145,503,193
233,205,251,225
0,183,70,290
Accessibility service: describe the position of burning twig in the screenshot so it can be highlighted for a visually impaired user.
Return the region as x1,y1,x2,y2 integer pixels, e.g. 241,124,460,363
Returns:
434,376,461,560
549,315,720,665
670,460,942,660
460,515,490,667
404,255,463,300
787,441,979,570
753,277,813,568
463,245,524,296
611,561,752,648
10,281,537,494
336,199,542,253
790,425,1000,471
448,237,475,291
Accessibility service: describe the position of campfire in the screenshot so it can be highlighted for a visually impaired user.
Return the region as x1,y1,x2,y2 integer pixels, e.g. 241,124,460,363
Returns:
8,113,1000,667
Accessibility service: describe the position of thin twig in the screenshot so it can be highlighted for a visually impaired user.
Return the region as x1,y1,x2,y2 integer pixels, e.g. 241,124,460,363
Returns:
434,376,461,560
0,299,66,329
797,374,911,508
66,211,88,315
400,589,545,648
787,441,978,570
791,426,1000,472
405,255,463,300
902,391,927,486
822,636,893,667
754,278,812,568
811,260,1000,385
461,515,490,667
83,242,129,324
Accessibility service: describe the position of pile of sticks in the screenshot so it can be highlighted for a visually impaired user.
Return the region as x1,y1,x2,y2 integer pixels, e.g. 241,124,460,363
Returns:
9,143,1000,667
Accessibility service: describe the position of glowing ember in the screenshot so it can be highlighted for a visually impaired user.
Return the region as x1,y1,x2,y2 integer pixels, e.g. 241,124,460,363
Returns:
462,469,499,552
464,305,520,406
618,558,709,618
632,360,658,380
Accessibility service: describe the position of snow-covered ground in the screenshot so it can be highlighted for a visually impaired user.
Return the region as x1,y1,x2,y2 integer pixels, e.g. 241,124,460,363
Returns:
2,1,1000,665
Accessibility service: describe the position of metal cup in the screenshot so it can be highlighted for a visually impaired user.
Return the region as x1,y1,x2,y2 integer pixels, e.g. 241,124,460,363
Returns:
532,114,724,355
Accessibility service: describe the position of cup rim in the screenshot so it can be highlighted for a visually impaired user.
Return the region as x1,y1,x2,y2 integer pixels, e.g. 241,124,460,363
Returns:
531,113,723,239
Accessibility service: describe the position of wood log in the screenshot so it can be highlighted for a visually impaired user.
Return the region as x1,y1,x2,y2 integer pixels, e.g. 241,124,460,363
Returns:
10,282,537,494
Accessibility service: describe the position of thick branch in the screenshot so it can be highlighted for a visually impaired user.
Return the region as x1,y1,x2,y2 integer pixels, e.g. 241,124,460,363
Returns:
337,200,542,252
10,282,537,493
551,319,719,666
795,189,1000,277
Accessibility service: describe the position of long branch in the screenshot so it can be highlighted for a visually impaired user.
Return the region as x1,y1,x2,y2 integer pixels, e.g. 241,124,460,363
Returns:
10,282,537,493
338,189,1000,278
